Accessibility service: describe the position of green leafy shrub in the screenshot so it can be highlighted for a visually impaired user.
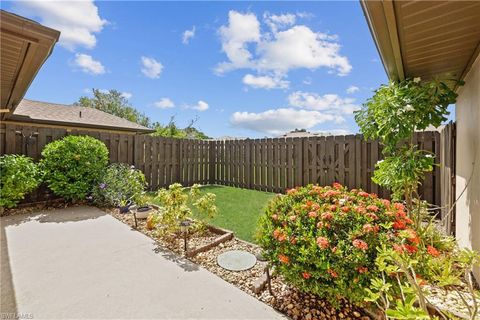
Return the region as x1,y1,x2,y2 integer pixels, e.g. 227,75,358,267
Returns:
0,154,41,208
257,183,454,307
92,163,146,207
41,135,108,200
154,183,217,236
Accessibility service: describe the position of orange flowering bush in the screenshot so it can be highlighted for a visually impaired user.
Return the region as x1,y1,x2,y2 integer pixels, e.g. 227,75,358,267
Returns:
257,183,445,306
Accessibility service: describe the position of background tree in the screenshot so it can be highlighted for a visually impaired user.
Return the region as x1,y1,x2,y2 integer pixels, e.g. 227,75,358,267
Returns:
77,89,151,127
152,116,210,139
78,89,210,139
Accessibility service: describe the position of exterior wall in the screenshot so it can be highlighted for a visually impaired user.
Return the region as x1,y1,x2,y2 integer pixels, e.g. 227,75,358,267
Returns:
455,53,480,280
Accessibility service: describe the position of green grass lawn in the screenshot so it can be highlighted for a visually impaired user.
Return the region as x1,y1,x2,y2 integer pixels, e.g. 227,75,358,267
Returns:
147,185,275,243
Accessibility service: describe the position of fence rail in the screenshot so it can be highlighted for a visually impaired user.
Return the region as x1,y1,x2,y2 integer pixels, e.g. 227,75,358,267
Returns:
1,122,453,211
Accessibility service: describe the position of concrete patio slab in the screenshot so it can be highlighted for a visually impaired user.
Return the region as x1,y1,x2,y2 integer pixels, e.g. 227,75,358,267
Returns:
1,206,285,319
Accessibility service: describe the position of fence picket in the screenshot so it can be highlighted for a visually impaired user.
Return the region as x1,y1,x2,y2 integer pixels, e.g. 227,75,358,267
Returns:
1,123,449,210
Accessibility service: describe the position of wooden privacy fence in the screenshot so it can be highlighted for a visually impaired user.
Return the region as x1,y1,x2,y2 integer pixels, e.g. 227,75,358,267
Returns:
1,122,454,211
211,131,441,204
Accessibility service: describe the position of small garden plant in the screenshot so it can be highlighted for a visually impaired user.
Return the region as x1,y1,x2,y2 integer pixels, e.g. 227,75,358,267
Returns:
0,154,41,209
153,183,217,236
41,135,109,201
92,163,146,207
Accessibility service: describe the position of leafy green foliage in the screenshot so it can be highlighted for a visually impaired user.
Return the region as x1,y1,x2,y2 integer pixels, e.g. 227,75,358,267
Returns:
152,116,210,139
355,78,459,153
0,155,41,208
92,163,146,207
386,297,430,320
77,89,151,127
373,148,434,201
41,135,109,200
355,78,460,206
154,183,217,235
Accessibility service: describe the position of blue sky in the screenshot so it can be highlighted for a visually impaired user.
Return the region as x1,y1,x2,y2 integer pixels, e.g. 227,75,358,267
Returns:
4,1,394,138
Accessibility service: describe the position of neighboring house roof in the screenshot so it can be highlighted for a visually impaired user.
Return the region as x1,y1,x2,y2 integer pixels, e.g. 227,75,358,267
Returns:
213,136,247,141
10,99,154,133
281,131,320,138
361,1,480,85
1,10,60,119
280,130,346,138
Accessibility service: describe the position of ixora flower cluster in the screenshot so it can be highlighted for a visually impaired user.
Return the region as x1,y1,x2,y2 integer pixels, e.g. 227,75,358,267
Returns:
257,183,446,306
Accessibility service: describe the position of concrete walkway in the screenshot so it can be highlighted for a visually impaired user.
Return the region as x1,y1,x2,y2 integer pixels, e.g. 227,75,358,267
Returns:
1,206,285,319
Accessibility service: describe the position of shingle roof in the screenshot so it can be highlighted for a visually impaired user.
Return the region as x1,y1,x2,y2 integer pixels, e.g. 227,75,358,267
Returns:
11,99,153,133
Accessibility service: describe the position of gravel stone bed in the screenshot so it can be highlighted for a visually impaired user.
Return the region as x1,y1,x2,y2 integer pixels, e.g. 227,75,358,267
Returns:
107,209,369,320
191,238,368,320
425,285,479,319
108,209,219,255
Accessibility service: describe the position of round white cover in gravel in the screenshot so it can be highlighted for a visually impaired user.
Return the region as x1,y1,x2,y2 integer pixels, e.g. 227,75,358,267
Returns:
217,250,257,271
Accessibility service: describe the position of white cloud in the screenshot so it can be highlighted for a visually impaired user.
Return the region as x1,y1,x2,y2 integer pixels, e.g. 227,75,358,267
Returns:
73,54,105,75
263,12,296,33
346,85,359,94
216,11,351,82
303,77,312,85
288,91,360,114
191,100,209,111
182,26,196,44
13,0,107,50
216,11,261,73
141,56,163,79
230,89,359,135
242,74,289,89
121,92,132,99
154,98,175,109
231,108,343,135
256,26,351,75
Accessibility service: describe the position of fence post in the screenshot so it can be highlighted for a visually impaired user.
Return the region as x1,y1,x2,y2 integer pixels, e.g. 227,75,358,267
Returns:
133,135,140,169
209,140,215,185
176,138,182,183
246,139,253,189
294,138,303,187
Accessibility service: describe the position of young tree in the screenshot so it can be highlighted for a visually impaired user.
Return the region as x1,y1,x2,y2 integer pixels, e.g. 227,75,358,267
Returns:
354,78,460,222
77,89,151,128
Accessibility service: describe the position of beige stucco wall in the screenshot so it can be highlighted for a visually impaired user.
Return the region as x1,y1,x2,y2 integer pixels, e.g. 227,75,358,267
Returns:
455,53,480,280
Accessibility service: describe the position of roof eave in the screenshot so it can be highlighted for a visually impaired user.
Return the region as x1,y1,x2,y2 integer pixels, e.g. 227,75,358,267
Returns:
360,0,405,81
1,10,61,119
6,115,154,134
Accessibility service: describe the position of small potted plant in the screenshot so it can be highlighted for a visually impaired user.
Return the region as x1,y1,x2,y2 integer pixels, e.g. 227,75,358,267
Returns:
133,194,156,219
